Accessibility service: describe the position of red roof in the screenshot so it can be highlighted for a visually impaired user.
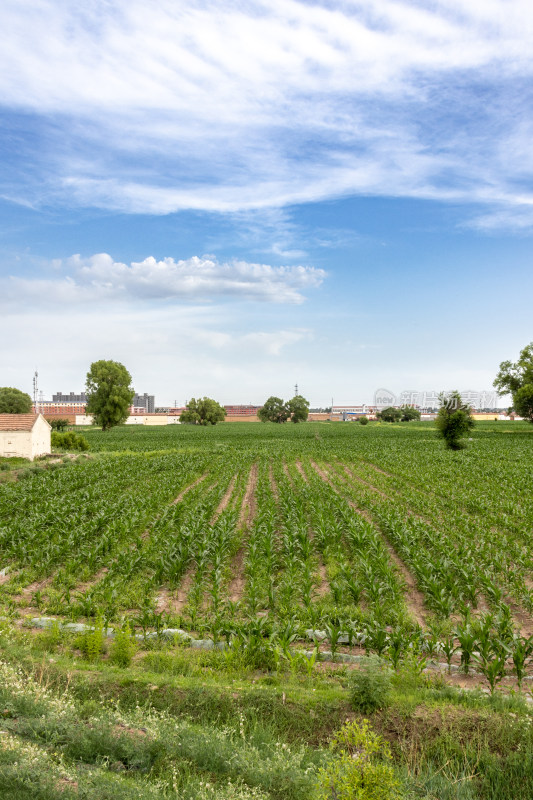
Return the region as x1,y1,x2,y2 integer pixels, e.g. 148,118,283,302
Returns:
0,413,42,431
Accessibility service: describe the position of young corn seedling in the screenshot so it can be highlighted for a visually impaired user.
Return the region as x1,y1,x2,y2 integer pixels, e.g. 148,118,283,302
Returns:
511,635,533,690
440,636,459,673
478,653,507,695
455,621,477,675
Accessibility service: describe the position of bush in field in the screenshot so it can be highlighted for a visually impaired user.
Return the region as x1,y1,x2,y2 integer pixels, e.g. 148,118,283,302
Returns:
51,431,89,451
315,719,401,800
435,391,474,450
359,415,369,425
110,622,136,667
349,656,392,713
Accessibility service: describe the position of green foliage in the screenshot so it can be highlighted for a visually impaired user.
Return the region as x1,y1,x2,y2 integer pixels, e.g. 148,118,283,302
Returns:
85,360,134,431
51,431,89,451
79,617,105,661
110,622,136,667
258,396,291,423
49,418,69,431
0,386,32,414
400,405,420,421
315,719,401,800
494,341,533,422
259,395,310,423
287,395,310,423
359,415,369,425
435,391,475,450
348,656,392,713
513,384,533,423
378,407,401,422
180,397,227,425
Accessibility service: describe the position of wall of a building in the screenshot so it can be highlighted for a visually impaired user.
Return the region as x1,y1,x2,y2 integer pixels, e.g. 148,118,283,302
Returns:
0,430,31,459
31,416,51,459
0,418,50,460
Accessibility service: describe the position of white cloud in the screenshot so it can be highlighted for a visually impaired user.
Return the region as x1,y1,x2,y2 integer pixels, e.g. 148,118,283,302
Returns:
1,0,532,224
3,253,326,305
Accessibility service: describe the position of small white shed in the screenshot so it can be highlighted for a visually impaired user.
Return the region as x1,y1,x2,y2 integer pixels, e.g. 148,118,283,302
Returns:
0,414,52,460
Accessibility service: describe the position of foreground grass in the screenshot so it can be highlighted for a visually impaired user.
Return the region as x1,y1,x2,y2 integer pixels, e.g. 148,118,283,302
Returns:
2,624,533,799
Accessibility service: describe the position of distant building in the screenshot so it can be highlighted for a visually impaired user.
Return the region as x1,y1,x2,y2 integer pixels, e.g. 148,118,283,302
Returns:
0,414,51,460
132,393,155,413
53,391,87,402
224,405,260,416
331,405,377,420
34,401,87,415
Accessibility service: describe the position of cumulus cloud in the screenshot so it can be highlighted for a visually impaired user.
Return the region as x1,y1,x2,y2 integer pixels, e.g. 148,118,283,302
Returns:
1,0,532,224
3,253,326,305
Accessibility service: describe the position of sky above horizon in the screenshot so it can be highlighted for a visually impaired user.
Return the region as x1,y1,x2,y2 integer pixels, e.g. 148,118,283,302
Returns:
1,0,532,407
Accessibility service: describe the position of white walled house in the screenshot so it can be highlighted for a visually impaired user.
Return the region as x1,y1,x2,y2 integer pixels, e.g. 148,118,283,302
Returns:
0,414,51,460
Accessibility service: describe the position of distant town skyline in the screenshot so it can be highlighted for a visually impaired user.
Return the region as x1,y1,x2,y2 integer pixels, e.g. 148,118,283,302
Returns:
1,2,531,403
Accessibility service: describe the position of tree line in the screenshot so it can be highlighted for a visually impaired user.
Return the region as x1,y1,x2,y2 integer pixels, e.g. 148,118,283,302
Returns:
1,340,532,438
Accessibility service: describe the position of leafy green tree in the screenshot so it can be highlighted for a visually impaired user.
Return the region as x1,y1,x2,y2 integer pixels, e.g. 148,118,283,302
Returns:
258,396,290,423
0,387,32,414
400,405,421,421
494,341,533,423
49,418,69,431
287,394,309,423
180,397,226,425
378,406,401,422
85,360,134,431
259,395,310,423
435,391,474,450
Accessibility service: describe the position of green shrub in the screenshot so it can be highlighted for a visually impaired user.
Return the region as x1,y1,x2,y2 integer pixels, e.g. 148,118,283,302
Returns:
349,656,392,713
79,617,105,661
110,622,136,668
315,719,401,800
359,416,369,425
51,431,89,452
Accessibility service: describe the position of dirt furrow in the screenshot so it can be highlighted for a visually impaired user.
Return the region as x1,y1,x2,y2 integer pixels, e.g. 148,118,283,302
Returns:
309,459,427,627
211,474,237,524
228,463,258,602
171,472,208,505
173,567,196,614
295,460,309,483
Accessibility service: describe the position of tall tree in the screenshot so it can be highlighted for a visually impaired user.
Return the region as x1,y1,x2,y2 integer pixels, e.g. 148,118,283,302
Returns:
0,387,32,414
400,405,421,421
180,397,226,425
258,396,290,423
85,360,134,431
435,391,474,450
259,395,310,423
378,406,401,422
494,341,533,423
287,394,310,423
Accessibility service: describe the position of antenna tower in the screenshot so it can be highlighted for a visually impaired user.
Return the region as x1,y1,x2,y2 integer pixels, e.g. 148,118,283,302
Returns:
294,382,299,396
32,371,39,413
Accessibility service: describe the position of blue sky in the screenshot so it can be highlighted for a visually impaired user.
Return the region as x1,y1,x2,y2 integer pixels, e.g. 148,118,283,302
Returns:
1,0,532,406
